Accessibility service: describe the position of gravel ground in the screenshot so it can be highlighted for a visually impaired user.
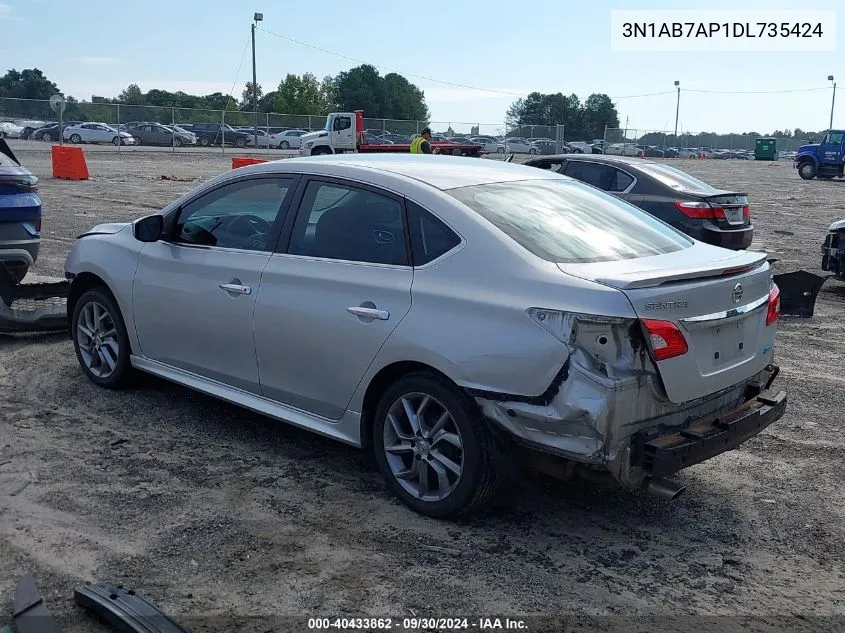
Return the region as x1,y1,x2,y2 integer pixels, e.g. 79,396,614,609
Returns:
1,145,844,633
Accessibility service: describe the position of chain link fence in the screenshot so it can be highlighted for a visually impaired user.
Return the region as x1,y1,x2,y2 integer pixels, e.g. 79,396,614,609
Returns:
603,127,813,158
1,97,552,157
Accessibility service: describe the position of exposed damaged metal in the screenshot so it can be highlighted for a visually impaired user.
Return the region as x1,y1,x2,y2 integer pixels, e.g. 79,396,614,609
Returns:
473,310,786,493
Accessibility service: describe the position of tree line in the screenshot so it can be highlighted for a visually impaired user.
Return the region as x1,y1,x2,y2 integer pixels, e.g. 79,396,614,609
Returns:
0,67,826,142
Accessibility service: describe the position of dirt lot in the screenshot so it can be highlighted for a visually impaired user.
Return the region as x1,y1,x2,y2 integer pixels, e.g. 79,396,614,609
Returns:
1,146,844,632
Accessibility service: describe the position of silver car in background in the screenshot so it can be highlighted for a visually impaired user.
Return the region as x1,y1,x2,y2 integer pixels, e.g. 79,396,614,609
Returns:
64,154,786,517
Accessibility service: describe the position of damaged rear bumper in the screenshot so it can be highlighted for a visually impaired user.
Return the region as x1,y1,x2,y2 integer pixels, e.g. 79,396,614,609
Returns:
629,387,786,480
476,362,786,492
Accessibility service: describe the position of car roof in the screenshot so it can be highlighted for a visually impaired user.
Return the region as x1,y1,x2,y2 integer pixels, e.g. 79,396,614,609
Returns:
217,154,564,191
528,154,650,167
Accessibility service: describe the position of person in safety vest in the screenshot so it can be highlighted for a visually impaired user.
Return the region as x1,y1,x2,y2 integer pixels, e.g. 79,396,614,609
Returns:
410,127,439,154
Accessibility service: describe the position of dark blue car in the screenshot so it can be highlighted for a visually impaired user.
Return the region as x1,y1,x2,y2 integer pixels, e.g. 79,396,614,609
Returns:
0,139,41,282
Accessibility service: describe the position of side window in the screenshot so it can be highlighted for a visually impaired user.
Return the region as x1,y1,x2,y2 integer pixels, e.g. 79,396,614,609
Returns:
563,162,625,192
609,168,634,192
829,132,843,144
407,201,461,266
333,116,351,131
174,178,294,251
288,180,407,266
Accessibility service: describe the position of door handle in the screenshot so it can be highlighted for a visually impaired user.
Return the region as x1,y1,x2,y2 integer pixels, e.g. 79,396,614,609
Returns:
219,283,251,295
347,306,389,320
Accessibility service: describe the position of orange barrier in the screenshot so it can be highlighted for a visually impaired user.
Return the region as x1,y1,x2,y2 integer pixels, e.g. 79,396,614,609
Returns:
231,157,268,169
51,145,89,180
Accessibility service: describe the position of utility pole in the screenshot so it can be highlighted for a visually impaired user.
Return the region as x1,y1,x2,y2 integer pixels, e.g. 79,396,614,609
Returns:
673,80,680,144
829,75,836,130
252,12,263,151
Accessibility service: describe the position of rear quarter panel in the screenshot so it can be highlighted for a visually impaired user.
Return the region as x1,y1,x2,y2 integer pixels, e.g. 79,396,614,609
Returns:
348,186,638,411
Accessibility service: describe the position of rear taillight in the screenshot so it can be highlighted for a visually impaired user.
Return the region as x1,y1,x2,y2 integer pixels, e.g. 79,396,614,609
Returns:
674,201,715,219
766,283,781,326
675,201,750,223
641,319,689,361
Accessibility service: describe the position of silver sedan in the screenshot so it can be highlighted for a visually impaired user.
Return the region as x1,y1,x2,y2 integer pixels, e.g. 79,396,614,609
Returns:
64,154,786,517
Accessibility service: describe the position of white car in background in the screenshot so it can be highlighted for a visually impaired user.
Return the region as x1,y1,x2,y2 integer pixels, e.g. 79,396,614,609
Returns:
0,122,24,138
63,122,136,146
493,137,539,154
605,143,641,157
271,129,308,150
244,129,276,148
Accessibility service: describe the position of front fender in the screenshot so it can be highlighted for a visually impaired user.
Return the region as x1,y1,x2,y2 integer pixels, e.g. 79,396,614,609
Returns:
65,228,143,350
795,152,819,165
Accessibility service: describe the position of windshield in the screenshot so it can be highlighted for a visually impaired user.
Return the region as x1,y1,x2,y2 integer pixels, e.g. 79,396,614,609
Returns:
635,163,722,193
324,116,332,131
446,179,691,264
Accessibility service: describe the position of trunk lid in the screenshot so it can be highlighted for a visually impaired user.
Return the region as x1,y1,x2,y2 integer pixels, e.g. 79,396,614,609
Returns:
692,190,750,229
558,243,776,404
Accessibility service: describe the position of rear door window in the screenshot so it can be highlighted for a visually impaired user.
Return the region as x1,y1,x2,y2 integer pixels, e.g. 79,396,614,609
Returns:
563,161,631,192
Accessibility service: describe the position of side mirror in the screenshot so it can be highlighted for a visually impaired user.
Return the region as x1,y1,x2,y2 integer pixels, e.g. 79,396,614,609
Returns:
133,214,164,243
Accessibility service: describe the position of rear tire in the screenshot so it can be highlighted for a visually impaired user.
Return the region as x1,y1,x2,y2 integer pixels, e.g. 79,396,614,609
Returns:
42,132,52,142
798,161,817,180
496,147,505,154
372,372,502,518
199,137,210,147
71,288,133,389
235,138,246,148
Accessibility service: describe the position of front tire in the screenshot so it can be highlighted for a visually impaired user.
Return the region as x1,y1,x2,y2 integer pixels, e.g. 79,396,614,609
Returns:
798,161,817,180
70,134,82,144
496,147,505,154
174,137,183,147
280,140,290,149
71,288,133,389
235,138,246,148
42,132,52,142
199,137,210,147
372,373,501,518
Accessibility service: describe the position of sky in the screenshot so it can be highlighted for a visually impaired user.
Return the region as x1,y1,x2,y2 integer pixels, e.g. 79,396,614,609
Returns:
1,0,843,134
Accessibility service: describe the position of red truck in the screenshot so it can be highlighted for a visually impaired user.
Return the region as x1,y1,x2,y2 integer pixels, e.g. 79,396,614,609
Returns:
298,110,485,157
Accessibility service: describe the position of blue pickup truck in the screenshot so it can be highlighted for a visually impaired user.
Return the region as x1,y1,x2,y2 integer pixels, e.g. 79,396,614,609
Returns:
794,130,845,180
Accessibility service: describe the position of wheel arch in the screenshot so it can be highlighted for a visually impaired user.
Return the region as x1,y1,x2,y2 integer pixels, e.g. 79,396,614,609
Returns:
68,272,135,354
796,153,819,167
358,360,459,449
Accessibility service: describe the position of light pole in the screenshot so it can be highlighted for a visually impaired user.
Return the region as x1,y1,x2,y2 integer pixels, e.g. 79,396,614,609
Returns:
252,12,263,151
673,80,680,144
829,75,836,130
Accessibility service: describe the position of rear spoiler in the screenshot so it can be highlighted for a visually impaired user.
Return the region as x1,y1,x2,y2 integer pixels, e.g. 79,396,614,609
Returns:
593,252,768,289
0,137,20,165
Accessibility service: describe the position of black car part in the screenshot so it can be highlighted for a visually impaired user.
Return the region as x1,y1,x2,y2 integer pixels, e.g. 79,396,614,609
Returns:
12,574,64,633
773,270,827,318
0,262,69,332
74,583,191,633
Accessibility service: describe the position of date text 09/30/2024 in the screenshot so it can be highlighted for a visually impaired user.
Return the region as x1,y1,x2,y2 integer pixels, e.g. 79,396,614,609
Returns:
308,617,528,630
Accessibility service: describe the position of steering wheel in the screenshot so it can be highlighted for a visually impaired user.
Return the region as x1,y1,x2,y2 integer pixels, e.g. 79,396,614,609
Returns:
226,214,274,250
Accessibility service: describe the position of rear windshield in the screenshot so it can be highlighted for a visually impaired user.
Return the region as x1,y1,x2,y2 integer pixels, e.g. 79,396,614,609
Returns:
446,179,691,263
636,163,721,193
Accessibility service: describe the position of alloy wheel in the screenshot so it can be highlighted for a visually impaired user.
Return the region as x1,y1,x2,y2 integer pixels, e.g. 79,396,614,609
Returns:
76,301,120,378
383,392,464,502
